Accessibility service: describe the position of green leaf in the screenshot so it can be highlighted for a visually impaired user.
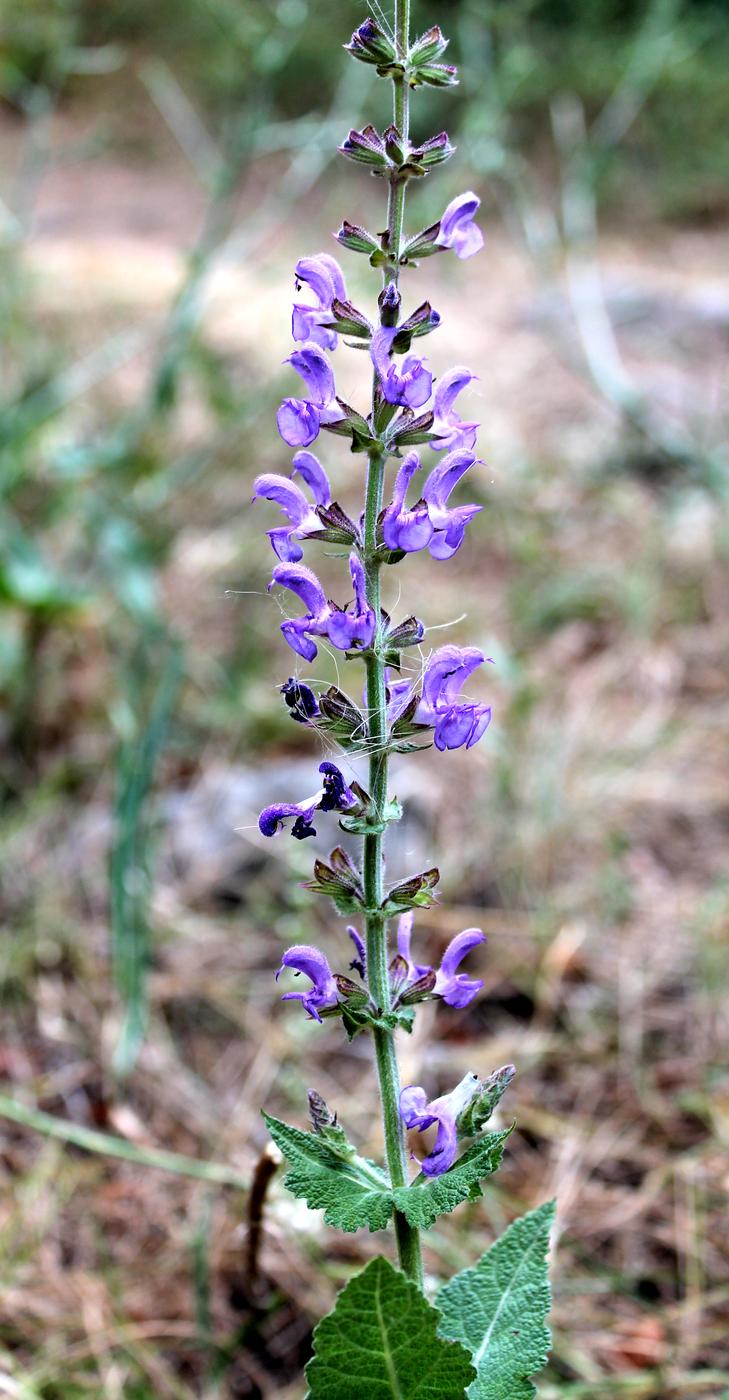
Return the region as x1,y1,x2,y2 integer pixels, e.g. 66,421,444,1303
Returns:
437,1201,556,1399
393,1132,511,1229
265,1114,511,1235
340,1002,415,1041
263,1112,392,1233
305,1257,475,1399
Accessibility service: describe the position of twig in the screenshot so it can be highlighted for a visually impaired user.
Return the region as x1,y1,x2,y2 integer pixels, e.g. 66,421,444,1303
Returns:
0,1093,248,1189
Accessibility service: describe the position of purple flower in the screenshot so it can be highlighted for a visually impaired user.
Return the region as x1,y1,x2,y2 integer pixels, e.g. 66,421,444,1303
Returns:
277,342,342,448
276,398,320,448
280,677,320,724
382,448,482,559
396,910,486,1007
327,554,377,652
269,561,331,661
258,761,356,840
347,925,366,979
436,191,484,260
421,448,483,559
382,452,432,553
286,342,336,407
431,368,479,452
400,1072,480,1176
292,253,347,350
388,645,492,750
417,644,492,750
252,450,331,561
317,759,357,812
270,554,375,662
371,327,433,409
275,945,339,1021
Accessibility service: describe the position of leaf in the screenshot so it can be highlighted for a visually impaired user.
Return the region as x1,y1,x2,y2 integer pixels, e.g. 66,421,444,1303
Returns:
263,1112,393,1233
437,1201,556,1399
305,1256,475,1399
393,1132,511,1229
340,1003,416,1041
265,1114,510,1235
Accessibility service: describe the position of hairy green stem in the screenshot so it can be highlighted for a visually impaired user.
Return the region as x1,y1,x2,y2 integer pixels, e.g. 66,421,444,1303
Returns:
362,0,423,1289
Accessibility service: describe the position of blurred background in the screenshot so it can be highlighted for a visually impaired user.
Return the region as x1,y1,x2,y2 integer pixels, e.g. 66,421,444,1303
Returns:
1,0,728,1394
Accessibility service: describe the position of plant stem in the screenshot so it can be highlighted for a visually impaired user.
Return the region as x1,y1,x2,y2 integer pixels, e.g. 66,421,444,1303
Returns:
361,0,423,1290
363,457,423,1289
387,0,410,277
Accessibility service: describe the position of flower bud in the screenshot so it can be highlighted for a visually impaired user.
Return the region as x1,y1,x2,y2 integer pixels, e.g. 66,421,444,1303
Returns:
338,125,388,172
310,501,360,547
401,222,443,262
378,280,401,328
409,132,455,169
334,220,381,256
457,1065,517,1137
409,25,449,66
345,17,398,70
410,62,458,89
392,301,441,353
383,124,407,166
389,408,438,447
398,969,437,1005
334,974,369,1002
385,614,426,651
383,867,440,913
321,297,372,339
388,953,411,998
308,1088,336,1132
304,848,365,914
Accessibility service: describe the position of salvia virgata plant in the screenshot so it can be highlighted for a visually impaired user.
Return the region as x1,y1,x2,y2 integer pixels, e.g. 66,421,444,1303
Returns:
248,4,556,1392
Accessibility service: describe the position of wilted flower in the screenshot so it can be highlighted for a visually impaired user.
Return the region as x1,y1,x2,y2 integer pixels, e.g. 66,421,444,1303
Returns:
258,761,356,839
280,677,321,724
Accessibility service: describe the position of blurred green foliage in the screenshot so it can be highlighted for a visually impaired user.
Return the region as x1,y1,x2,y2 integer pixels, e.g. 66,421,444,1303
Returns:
2,0,729,217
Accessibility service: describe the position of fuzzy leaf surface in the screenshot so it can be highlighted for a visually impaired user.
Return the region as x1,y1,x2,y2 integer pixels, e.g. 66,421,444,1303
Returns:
263,1112,392,1233
392,1131,511,1229
305,1256,475,1399
437,1200,556,1399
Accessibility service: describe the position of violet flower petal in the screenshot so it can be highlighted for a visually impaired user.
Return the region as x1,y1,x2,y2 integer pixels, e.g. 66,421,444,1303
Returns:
434,928,486,1007
276,943,339,1020
436,191,484,260
270,562,329,618
277,398,320,447
259,800,318,838
347,925,366,979
433,368,477,422
291,450,331,506
286,343,336,408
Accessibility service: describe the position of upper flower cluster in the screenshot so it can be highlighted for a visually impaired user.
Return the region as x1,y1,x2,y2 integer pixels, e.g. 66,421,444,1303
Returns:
274,913,485,1025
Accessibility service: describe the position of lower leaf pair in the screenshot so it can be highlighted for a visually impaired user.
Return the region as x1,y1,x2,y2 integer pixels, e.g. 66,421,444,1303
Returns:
305,1201,556,1399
